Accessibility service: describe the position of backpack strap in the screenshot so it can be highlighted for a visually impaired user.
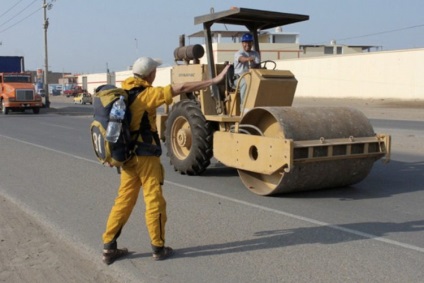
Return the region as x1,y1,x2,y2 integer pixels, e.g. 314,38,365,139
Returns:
125,86,162,157
126,86,146,131
125,87,148,157
127,86,145,106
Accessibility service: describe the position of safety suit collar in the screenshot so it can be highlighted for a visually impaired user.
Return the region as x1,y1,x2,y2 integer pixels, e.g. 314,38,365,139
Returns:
122,76,151,91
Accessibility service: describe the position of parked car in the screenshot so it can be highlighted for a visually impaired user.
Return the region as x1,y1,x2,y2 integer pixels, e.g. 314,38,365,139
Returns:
73,92,92,105
52,89,62,96
65,86,85,97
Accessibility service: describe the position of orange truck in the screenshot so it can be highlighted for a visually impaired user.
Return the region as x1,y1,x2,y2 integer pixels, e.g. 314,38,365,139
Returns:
0,56,43,114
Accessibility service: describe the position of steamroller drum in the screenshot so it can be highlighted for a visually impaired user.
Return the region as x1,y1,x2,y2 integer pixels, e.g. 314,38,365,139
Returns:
165,100,213,175
238,107,378,195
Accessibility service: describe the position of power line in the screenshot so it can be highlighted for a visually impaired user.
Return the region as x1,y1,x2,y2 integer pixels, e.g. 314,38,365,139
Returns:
0,0,38,28
0,0,25,19
335,23,424,42
0,7,42,34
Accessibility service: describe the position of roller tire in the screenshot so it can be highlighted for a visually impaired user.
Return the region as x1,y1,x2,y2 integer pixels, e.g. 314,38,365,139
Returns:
165,100,213,175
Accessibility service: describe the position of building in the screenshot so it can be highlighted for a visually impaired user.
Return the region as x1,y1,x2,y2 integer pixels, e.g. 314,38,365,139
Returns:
27,70,69,85
27,69,71,95
187,28,302,63
300,42,381,57
186,27,380,63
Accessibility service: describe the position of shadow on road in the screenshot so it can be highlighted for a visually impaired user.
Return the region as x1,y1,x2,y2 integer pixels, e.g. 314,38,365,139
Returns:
198,158,423,200
282,159,424,200
0,106,93,117
47,106,93,116
173,219,424,258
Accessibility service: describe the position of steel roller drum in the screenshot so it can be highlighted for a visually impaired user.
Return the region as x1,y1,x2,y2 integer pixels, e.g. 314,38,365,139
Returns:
238,107,379,195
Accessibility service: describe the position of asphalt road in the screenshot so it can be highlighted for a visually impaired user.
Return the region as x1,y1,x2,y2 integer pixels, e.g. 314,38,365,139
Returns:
0,96,423,282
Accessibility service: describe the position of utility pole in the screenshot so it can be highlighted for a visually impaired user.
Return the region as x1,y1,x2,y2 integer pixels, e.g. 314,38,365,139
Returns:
43,0,55,108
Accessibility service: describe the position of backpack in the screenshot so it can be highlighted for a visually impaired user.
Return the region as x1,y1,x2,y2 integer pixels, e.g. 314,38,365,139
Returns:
90,84,144,170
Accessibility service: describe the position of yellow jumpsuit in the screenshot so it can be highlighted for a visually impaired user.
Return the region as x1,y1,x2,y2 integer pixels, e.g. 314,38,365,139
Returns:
102,76,173,250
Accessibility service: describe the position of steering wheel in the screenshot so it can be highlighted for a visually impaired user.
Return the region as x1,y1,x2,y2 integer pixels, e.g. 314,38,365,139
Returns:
260,60,277,70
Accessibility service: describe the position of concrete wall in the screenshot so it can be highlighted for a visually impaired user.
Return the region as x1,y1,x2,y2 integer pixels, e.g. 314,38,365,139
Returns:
78,48,423,100
78,67,172,93
278,48,424,100
78,72,108,93
113,67,172,87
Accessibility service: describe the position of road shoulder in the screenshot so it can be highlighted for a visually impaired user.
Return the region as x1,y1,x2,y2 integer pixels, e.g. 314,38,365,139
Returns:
0,195,117,283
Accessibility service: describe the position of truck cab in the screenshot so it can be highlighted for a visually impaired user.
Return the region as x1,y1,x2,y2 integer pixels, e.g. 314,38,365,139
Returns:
0,72,43,114
0,56,43,114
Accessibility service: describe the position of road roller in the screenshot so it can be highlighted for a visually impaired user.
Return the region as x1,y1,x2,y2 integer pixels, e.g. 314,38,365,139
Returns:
156,7,391,195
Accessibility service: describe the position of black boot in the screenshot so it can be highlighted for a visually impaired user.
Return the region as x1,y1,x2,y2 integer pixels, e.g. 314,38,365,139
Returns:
152,246,174,261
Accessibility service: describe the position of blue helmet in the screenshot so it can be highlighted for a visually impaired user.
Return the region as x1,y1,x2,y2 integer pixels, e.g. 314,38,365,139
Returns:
241,33,253,42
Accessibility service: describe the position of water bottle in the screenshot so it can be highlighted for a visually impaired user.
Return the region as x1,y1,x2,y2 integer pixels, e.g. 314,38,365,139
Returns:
105,96,126,143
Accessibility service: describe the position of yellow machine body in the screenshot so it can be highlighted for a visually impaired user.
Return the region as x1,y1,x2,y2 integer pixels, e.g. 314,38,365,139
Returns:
157,7,391,195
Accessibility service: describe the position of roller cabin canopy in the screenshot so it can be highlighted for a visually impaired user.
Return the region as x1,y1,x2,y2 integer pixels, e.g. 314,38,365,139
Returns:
193,7,309,76
194,7,309,31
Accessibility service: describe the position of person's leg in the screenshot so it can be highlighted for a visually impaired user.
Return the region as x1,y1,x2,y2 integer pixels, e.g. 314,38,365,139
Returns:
102,164,141,264
139,156,173,260
239,78,247,108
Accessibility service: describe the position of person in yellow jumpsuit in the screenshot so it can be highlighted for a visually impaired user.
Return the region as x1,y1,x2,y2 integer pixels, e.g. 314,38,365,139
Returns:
102,57,229,265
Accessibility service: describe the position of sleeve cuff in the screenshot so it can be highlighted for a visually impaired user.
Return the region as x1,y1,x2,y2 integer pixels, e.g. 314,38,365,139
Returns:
163,85,174,105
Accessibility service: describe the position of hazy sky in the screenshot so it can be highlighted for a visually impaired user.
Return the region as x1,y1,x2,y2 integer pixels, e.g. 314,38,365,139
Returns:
1,0,423,74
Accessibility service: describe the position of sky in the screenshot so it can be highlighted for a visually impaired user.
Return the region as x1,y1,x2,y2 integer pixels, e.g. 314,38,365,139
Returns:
0,0,423,74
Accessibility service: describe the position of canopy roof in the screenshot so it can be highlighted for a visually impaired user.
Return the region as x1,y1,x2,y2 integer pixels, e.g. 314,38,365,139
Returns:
194,7,309,31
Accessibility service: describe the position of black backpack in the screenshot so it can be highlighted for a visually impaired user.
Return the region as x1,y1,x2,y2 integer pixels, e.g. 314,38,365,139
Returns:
90,85,144,169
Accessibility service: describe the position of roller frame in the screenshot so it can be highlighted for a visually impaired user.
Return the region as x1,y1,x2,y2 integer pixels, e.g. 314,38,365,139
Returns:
213,131,293,175
213,131,390,176
293,134,391,164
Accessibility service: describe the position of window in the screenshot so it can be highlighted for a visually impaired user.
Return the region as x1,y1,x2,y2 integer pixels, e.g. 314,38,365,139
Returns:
4,74,31,83
324,46,343,55
324,47,333,55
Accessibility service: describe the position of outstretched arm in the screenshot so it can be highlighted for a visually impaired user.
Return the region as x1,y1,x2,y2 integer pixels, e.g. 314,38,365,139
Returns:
171,65,230,95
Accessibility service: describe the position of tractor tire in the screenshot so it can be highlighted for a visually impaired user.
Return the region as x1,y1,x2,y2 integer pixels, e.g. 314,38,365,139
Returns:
165,100,213,175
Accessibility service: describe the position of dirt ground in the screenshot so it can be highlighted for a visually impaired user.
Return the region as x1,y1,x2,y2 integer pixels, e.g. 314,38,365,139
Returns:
0,196,117,283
